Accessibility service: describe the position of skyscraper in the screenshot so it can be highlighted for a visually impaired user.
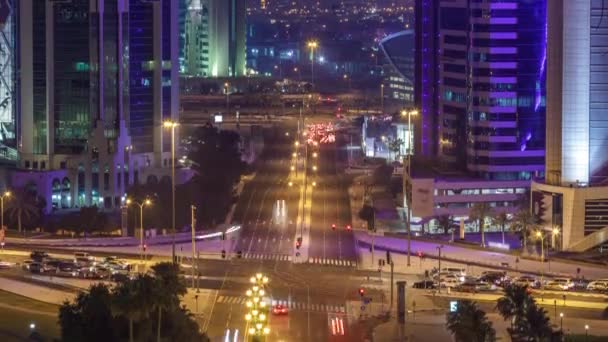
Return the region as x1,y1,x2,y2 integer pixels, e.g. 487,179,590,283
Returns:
207,0,247,77
0,0,16,163
408,0,547,231
14,0,179,212
532,0,608,251
180,0,246,78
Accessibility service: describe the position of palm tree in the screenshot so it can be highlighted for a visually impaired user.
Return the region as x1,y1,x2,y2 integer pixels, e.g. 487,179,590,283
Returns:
151,262,186,342
511,208,538,253
446,300,496,342
496,285,535,339
112,275,156,342
492,211,510,245
469,203,492,247
497,285,558,341
5,187,39,233
436,215,453,235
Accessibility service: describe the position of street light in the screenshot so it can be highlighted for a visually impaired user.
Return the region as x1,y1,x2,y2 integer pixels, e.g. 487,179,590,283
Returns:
224,82,230,118
401,108,419,267
245,274,270,339
560,313,564,333
163,120,179,263
126,198,151,263
0,191,10,232
535,229,559,288
307,40,319,89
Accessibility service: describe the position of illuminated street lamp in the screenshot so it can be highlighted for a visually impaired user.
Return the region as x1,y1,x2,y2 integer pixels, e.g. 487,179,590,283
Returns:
126,198,152,263
163,120,179,263
401,108,419,267
0,190,10,232
535,229,560,288
245,274,270,339
307,40,319,88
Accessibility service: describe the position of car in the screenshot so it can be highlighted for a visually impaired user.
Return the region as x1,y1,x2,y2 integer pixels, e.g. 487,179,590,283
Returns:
56,262,78,277
30,251,49,262
572,278,590,291
457,281,496,293
0,260,14,269
272,304,288,315
438,278,461,288
86,266,112,279
443,267,466,277
413,280,436,289
21,260,33,270
512,275,540,288
479,271,507,285
586,279,608,292
28,262,44,273
43,260,61,273
102,257,130,271
545,278,574,291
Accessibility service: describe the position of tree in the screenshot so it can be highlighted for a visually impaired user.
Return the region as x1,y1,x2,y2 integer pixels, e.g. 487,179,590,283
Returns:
5,187,40,233
511,208,538,253
436,215,453,235
446,300,496,342
496,285,559,341
59,284,118,342
358,204,375,231
470,203,493,247
151,262,186,342
388,138,404,161
112,275,156,342
492,211,510,245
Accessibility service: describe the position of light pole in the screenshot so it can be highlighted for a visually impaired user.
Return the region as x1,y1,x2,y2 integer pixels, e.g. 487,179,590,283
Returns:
436,245,444,293
307,40,318,89
191,205,197,288
245,273,270,340
535,229,559,289
224,82,230,117
0,191,10,232
401,109,418,267
163,120,179,263
380,84,384,113
559,313,563,333
126,198,151,263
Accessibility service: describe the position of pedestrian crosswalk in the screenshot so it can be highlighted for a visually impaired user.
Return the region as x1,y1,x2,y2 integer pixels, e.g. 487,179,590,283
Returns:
241,253,292,261
215,295,346,313
307,257,356,267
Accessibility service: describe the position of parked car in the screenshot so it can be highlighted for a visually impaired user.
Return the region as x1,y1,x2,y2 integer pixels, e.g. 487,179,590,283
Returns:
587,279,608,292
21,260,33,270
413,280,436,289
438,276,461,288
81,266,111,279
56,262,78,277
102,257,130,271
0,260,14,269
457,281,496,293
30,251,49,262
28,262,44,273
110,272,133,283
442,267,467,278
572,278,590,291
545,278,574,291
512,275,540,288
479,271,507,286
75,257,96,267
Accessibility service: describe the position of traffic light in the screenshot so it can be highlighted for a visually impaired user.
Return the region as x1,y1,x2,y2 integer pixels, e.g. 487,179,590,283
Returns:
143,244,147,253
346,225,352,231
221,250,226,259
386,250,391,264
296,241,301,249
331,224,336,230
237,250,242,259
358,288,365,297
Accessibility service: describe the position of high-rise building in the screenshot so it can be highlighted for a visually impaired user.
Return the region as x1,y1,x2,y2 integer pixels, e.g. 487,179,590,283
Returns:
180,0,246,78
532,0,608,251
13,0,179,212
0,0,16,163
408,0,547,232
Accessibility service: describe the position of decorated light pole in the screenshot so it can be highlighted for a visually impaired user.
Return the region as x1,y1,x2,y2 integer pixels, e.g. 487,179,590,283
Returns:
245,273,270,341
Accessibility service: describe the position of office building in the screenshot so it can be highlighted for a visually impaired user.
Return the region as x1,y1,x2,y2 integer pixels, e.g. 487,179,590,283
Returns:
181,0,246,77
408,0,547,232
13,0,180,212
532,0,608,251
0,0,16,163
380,31,415,112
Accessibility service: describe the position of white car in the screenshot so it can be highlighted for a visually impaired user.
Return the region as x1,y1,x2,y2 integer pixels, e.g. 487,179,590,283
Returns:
587,280,608,292
0,260,14,269
545,278,574,291
439,277,461,288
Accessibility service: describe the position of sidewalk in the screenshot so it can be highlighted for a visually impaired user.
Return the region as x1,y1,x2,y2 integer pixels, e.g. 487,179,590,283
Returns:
355,232,608,279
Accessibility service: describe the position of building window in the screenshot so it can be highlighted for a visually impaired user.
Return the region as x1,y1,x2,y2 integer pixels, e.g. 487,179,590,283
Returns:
60,161,67,169
41,162,46,170
25,161,30,168
33,161,38,169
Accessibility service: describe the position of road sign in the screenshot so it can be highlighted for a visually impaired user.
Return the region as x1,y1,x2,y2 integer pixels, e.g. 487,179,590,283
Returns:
450,301,458,312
